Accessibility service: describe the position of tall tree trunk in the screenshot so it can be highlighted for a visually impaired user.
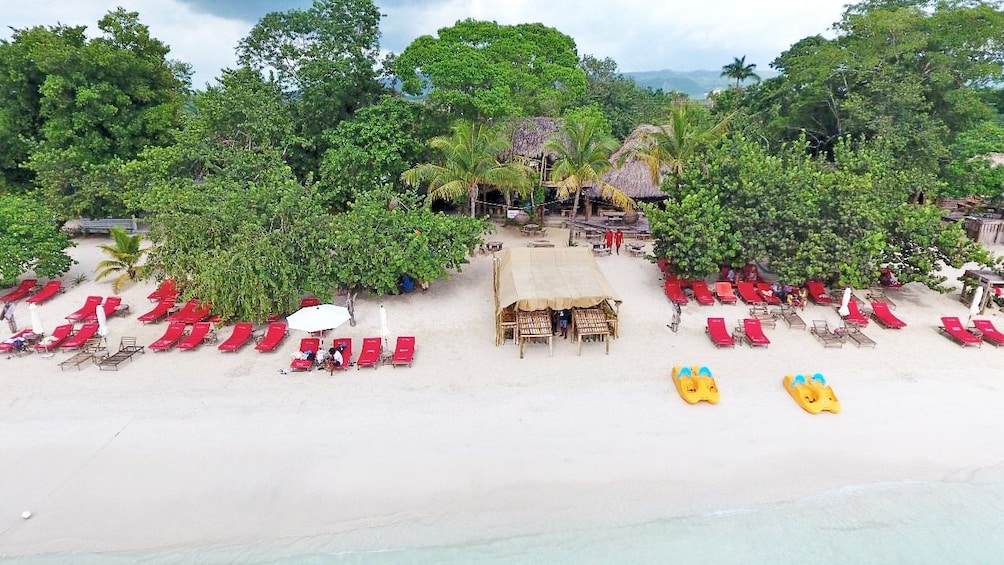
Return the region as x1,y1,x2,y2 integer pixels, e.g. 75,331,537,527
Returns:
469,184,478,217
568,188,582,247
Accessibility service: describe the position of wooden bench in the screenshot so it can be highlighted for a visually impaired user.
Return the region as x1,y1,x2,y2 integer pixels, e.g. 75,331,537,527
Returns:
626,243,645,257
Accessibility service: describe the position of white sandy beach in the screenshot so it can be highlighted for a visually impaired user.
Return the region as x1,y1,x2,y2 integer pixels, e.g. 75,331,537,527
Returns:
2,230,1004,560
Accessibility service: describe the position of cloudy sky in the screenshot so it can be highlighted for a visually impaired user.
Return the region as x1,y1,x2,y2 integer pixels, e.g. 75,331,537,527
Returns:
3,0,850,88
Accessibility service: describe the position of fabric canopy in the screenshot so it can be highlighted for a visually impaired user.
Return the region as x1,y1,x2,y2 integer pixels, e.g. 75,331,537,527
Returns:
495,247,622,313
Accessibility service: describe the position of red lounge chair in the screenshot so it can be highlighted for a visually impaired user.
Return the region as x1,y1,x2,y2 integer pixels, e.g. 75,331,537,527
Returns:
689,281,715,306
714,282,738,304
25,280,62,304
756,283,781,305
870,301,906,329
0,329,36,352
706,317,736,348
254,322,288,352
356,337,382,369
150,322,188,352
59,323,100,350
84,296,124,322
939,317,982,347
806,281,832,305
664,281,689,305
841,298,869,327
290,337,321,371
0,279,37,302
34,323,74,352
218,322,254,352
167,300,211,324
391,336,416,367
736,281,763,305
328,337,352,371
299,297,320,308
741,318,771,347
138,299,175,324
65,296,103,322
147,279,177,302
177,322,213,351
971,319,1004,347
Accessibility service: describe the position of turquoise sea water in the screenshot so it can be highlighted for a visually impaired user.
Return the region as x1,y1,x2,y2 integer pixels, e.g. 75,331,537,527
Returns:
11,479,1004,564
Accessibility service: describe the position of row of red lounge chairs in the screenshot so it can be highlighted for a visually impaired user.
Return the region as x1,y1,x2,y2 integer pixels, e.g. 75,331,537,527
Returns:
663,279,844,307
288,336,416,371
0,279,63,305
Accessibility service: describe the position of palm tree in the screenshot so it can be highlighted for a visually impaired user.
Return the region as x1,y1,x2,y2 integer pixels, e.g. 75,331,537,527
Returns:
629,103,731,193
545,117,635,247
402,120,531,217
94,226,147,293
720,55,760,90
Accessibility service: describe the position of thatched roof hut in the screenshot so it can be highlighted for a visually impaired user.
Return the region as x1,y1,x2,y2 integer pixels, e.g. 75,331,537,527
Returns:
596,124,668,200
504,117,560,161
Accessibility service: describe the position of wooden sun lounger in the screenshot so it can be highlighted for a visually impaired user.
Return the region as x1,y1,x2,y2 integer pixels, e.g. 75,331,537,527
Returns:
845,326,876,348
776,305,806,329
809,320,844,348
58,338,106,371
97,337,145,370
748,304,777,329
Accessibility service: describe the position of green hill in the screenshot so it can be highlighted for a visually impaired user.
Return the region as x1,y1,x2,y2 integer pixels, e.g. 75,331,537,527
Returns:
624,69,777,98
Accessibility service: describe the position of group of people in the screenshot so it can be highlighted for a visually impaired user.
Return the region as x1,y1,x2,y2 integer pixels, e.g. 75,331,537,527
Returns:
603,229,625,255
297,343,349,373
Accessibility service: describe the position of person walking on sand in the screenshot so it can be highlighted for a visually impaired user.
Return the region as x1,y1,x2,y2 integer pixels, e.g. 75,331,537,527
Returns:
604,229,614,250
667,302,681,333
614,229,624,255
2,301,16,332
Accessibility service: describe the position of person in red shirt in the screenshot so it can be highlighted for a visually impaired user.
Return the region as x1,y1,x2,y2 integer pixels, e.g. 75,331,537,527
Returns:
614,229,624,255
604,229,614,249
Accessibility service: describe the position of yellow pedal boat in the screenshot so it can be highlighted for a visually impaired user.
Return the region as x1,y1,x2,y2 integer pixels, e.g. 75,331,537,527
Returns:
783,373,841,414
672,365,720,404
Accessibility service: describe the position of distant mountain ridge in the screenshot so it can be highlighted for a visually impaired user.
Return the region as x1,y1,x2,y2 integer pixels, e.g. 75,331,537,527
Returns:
624,68,778,98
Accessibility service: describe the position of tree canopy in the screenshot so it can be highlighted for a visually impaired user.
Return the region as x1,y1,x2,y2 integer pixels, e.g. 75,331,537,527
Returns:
395,19,586,120
0,194,75,283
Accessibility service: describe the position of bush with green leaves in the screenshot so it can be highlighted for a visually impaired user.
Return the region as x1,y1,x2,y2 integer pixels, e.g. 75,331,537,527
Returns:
0,193,75,283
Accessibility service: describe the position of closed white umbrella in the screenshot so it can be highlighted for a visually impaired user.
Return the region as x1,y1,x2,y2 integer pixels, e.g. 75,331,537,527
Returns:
96,301,108,337
29,303,44,336
838,287,852,317
286,304,351,333
970,286,985,318
379,304,390,351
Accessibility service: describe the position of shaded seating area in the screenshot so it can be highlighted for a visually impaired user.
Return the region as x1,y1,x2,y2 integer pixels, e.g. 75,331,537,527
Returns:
254,322,288,352
391,336,416,367
0,279,37,302
356,337,382,369
940,316,982,347
26,280,62,305
177,322,215,351
97,337,145,371
705,317,735,348
218,322,254,352
971,319,1004,347
493,248,621,357
870,301,906,329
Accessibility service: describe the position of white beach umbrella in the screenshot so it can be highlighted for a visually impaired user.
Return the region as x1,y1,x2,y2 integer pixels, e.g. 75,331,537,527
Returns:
379,304,390,350
285,304,351,333
96,301,109,337
838,288,852,317
29,303,44,336
970,286,985,318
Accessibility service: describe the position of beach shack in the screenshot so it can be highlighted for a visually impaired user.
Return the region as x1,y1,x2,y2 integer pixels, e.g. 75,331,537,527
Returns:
493,247,621,357
960,269,1004,314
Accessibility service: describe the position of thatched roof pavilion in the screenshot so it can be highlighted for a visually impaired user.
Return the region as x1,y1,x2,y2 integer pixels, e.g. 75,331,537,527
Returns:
596,124,668,200
504,117,560,161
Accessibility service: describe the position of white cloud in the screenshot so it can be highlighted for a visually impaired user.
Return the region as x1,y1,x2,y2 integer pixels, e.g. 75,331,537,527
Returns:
4,0,850,86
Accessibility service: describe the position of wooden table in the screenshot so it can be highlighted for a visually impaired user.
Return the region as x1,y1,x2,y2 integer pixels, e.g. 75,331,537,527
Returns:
486,241,503,253
528,239,555,248
601,211,625,225
521,224,542,237
517,310,553,358
571,308,610,355
626,243,645,257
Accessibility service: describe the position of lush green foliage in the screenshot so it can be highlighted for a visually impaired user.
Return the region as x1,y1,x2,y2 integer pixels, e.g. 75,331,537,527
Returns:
579,55,673,139
943,119,1004,198
395,19,586,120
545,115,635,246
0,194,75,283
94,226,147,293
320,96,449,210
329,190,490,295
402,120,531,217
0,9,187,218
